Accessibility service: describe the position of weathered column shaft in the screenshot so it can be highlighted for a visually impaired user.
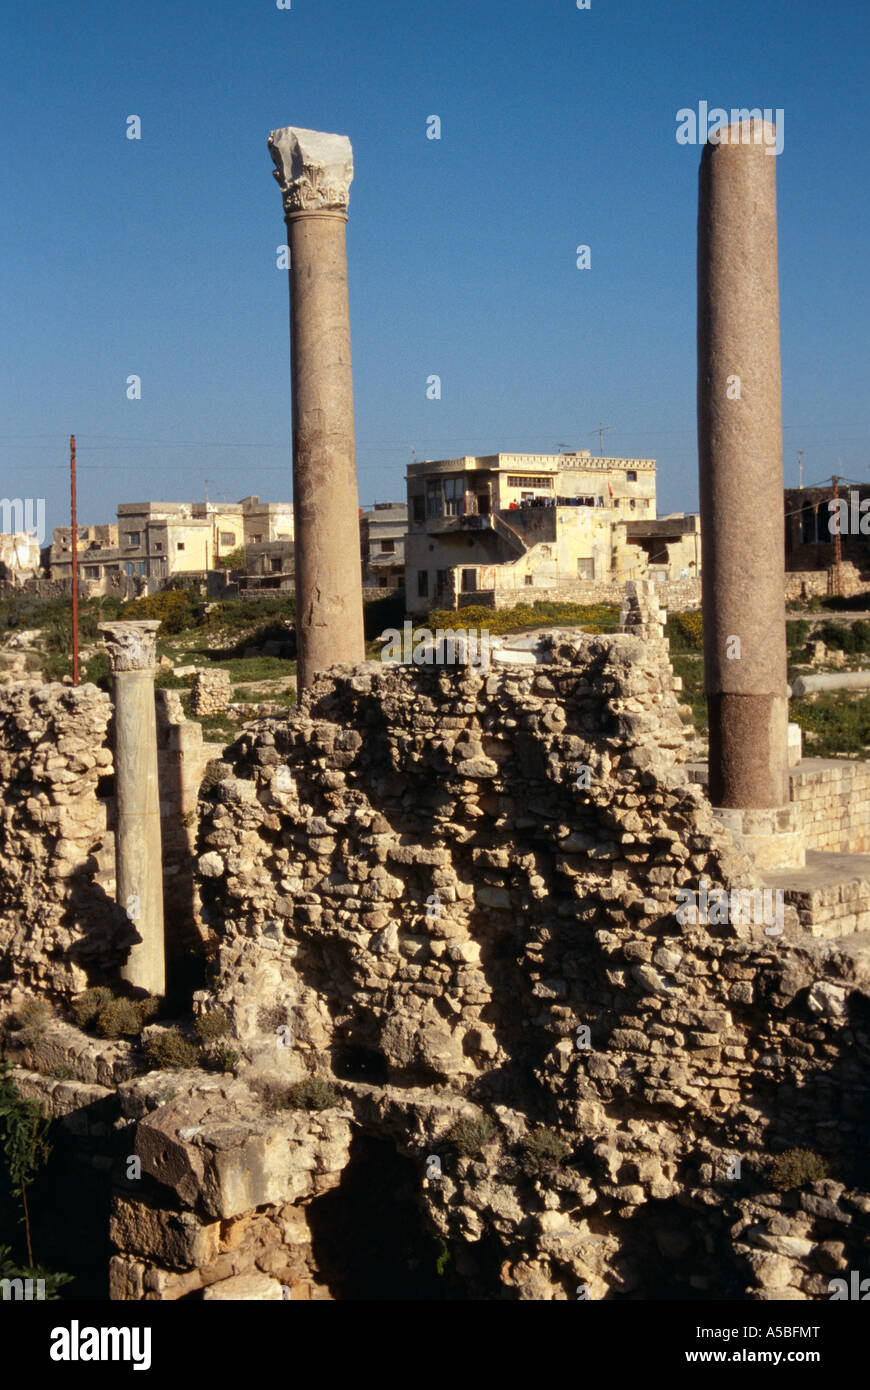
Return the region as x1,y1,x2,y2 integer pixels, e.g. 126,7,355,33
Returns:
99,621,165,996
269,127,365,692
698,120,789,808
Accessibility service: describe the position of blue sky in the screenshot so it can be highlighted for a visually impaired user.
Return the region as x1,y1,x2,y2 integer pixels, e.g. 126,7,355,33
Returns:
2,0,868,532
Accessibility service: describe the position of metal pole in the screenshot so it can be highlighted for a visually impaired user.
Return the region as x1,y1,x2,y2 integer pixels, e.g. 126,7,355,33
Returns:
70,434,80,686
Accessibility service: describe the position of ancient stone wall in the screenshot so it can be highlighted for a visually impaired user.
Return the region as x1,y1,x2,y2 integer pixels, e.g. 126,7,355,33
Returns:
189,668,231,716
0,683,121,1002
791,759,870,855
175,636,870,1300
0,681,223,1003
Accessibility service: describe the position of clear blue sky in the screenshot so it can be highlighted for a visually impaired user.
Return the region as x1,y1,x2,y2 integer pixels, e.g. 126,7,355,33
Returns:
2,0,868,532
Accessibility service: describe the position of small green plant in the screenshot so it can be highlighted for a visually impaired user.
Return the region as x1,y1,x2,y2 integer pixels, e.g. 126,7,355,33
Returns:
446,1113,497,1157
46,1064,77,1082
144,1029,200,1072
69,987,114,1030
434,1236,451,1277
200,760,232,793
10,999,53,1048
203,1042,240,1074
282,1077,339,1111
769,1148,830,1191
0,1245,72,1300
195,1008,232,1044
521,1126,573,1176
0,1063,53,1266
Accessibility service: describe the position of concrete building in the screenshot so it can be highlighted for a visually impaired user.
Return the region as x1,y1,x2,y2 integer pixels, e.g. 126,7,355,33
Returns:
360,501,407,590
242,540,295,594
405,450,698,613
50,496,293,593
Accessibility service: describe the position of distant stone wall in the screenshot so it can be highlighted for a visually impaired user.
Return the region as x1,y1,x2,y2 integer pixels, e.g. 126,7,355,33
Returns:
791,758,870,853
488,576,701,611
190,668,231,716
785,563,864,602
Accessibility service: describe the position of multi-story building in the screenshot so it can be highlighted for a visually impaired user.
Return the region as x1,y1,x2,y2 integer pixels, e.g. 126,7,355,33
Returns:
50,496,294,591
405,450,697,613
360,502,407,590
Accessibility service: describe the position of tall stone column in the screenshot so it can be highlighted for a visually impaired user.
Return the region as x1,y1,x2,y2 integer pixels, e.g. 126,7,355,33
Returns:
268,126,365,692
99,620,165,996
698,120,789,811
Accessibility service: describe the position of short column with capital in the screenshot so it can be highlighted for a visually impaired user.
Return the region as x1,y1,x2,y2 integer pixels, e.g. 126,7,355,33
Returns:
99,620,165,996
268,125,365,692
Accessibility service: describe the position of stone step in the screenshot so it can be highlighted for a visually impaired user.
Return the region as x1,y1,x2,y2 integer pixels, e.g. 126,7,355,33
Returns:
762,851,870,937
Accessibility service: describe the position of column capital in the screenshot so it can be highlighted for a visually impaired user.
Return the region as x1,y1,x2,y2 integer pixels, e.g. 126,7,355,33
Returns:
99,621,161,672
268,126,353,217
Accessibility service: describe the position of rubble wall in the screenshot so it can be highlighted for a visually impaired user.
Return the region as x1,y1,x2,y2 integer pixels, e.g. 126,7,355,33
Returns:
181,635,870,1301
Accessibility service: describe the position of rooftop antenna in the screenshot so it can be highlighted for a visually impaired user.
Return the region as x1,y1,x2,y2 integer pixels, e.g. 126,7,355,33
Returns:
590,423,611,456
798,448,803,489
204,479,209,505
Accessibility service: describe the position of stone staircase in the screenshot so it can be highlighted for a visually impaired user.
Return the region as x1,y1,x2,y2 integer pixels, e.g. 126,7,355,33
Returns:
762,851,870,938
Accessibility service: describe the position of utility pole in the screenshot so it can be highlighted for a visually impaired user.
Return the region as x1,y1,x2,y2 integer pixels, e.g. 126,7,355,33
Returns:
70,435,80,686
831,473,842,598
798,449,803,489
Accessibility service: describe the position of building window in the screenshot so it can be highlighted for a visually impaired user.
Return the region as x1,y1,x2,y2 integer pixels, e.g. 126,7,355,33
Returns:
417,570,429,597
426,481,441,518
507,475,554,489
626,471,637,481
443,477,465,517
630,499,636,509
271,557,283,573
251,534,263,543
177,542,185,551
380,539,395,553
412,495,425,523
125,531,141,547
461,568,477,592
577,558,594,579
436,569,447,591
524,573,534,585
153,542,163,551
85,566,100,579
220,532,236,546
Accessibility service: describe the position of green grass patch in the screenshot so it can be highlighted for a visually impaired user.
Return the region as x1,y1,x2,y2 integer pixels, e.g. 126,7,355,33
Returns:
790,692,870,757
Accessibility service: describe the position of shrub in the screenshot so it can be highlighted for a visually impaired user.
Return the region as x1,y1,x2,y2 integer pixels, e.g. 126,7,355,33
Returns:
521,1126,573,1176
282,1077,339,1111
785,619,810,652
769,1148,830,1191
69,987,114,1030
446,1113,497,1157
96,996,159,1039
667,610,704,651
195,1008,231,1043
11,1000,53,1047
144,1029,200,1071
200,760,232,794
120,587,200,635
425,601,620,638
203,1042,240,1074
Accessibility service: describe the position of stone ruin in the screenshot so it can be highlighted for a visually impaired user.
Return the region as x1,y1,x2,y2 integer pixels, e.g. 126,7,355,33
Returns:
1,122,868,1302
0,603,868,1300
189,667,232,717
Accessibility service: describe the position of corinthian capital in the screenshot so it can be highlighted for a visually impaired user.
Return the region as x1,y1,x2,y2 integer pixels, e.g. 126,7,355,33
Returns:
99,621,161,672
268,126,353,216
